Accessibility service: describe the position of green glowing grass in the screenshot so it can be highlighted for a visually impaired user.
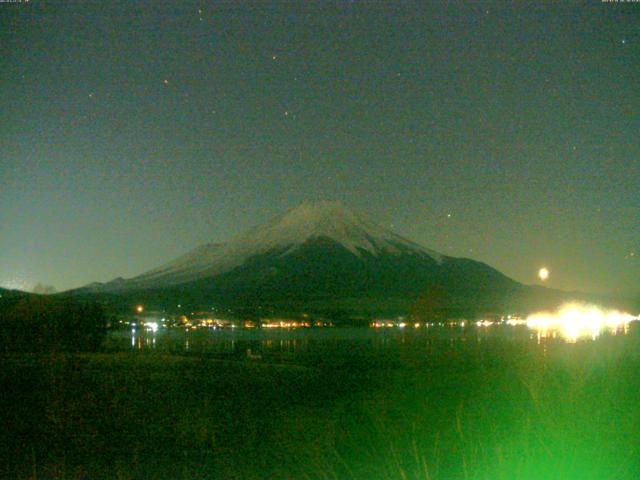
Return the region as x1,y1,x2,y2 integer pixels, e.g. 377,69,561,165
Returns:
1,331,639,479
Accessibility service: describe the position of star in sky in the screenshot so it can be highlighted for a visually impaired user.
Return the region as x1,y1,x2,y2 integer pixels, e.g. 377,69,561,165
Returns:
1,1,637,295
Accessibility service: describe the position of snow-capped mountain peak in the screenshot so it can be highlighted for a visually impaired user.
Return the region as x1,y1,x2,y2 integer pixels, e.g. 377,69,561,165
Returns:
96,201,443,289
237,200,439,258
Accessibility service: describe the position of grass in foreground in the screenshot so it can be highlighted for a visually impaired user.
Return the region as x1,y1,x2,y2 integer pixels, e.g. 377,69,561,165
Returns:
1,332,639,479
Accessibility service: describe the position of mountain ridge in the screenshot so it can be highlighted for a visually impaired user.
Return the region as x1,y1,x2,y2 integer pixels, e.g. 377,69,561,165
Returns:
86,200,446,292
68,201,627,317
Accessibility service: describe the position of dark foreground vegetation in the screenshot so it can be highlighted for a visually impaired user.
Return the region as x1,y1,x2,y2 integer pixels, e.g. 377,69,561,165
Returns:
0,294,107,352
1,326,639,479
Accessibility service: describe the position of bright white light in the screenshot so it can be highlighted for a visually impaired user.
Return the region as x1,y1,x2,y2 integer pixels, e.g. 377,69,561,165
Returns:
475,320,493,327
144,322,159,333
525,303,637,342
538,267,549,281
506,319,526,326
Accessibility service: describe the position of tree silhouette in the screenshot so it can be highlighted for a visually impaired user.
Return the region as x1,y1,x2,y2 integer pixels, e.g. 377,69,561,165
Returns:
0,295,107,352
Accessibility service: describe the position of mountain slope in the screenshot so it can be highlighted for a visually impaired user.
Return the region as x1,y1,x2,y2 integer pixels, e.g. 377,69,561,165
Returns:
163,238,521,314
89,201,445,292
73,201,545,316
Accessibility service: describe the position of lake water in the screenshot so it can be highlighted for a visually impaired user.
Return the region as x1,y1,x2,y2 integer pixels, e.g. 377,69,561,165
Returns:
105,321,640,365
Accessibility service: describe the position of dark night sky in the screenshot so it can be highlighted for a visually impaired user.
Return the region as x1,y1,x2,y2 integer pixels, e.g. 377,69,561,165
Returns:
1,0,638,296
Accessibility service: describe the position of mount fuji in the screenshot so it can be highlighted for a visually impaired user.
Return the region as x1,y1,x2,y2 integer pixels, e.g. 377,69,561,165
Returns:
97,201,444,290
74,201,563,316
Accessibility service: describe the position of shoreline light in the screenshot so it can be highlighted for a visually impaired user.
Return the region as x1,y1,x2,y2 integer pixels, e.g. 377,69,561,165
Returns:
525,303,637,342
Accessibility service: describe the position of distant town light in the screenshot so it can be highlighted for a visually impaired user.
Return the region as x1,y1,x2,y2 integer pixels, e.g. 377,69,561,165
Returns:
525,303,637,342
145,322,159,333
136,305,144,313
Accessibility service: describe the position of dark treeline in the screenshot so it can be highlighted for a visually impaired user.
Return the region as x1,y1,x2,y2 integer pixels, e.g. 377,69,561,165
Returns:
0,294,107,352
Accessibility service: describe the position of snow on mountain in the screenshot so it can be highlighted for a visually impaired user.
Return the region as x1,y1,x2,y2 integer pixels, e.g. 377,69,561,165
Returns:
97,201,444,290
234,200,441,259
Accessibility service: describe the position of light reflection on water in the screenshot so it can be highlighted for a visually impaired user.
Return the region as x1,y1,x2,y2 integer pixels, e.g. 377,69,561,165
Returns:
106,320,639,362
532,322,630,344
525,303,637,343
